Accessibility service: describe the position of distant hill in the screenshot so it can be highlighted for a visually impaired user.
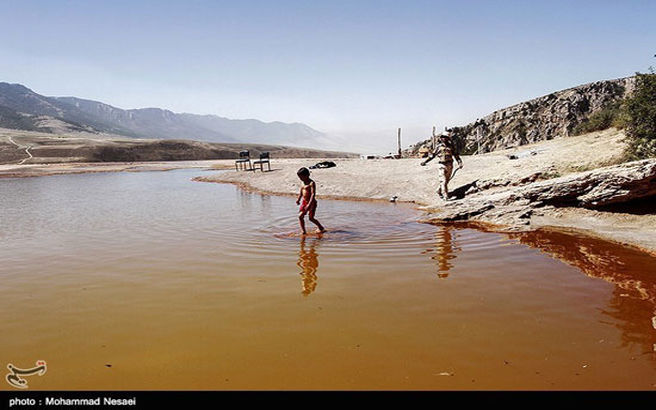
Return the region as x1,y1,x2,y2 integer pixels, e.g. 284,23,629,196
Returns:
0,82,327,148
0,83,131,135
0,104,42,132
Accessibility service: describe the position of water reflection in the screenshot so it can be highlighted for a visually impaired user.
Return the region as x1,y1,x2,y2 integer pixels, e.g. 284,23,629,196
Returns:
260,194,271,209
297,236,321,296
511,229,656,354
423,225,460,279
238,188,252,208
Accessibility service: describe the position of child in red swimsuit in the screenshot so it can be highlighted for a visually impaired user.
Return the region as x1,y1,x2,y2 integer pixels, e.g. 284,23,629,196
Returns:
296,167,326,235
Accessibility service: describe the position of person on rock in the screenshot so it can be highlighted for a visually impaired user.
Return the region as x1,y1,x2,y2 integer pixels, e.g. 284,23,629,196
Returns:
421,129,463,201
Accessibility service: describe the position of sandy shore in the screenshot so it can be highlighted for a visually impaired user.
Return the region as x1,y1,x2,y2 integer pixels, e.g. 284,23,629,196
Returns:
195,129,656,255
197,129,627,203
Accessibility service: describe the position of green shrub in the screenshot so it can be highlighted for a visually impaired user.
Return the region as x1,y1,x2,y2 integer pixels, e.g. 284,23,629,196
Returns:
624,71,656,159
572,102,623,135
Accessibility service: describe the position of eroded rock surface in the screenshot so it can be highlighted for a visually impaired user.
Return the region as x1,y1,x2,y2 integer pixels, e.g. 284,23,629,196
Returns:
425,159,656,228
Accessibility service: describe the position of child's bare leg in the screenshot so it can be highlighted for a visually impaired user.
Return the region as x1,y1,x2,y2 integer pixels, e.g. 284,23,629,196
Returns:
298,212,307,234
310,217,325,232
308,208,325,232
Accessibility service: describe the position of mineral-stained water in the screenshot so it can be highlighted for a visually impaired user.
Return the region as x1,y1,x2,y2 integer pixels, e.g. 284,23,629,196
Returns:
1,169,655,389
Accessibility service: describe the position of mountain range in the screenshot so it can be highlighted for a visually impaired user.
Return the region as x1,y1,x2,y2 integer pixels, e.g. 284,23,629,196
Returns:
0,82,326,147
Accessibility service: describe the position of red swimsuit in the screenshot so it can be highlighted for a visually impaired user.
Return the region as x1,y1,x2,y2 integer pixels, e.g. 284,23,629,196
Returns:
300,183,316,213
299,198,316,213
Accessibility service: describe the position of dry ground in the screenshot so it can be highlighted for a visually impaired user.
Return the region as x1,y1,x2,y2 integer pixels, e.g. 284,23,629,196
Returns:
197,128,627,205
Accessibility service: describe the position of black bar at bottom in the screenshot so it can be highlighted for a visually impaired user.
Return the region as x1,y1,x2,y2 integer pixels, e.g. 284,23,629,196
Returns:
1,391,654,409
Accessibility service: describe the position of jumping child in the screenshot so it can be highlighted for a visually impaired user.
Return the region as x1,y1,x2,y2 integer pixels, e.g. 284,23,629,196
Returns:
296,167,326,235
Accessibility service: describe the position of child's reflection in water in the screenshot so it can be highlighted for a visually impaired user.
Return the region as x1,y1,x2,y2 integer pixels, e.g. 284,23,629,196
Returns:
297,236,321,295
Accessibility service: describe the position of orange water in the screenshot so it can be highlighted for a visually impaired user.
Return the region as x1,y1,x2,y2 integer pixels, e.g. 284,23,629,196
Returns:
1,169,655,390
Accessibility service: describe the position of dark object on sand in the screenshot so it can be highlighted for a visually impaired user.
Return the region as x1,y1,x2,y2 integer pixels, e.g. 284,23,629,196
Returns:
309,161,336,169
507,149,541,160
235,150,252,170
253,151,271,172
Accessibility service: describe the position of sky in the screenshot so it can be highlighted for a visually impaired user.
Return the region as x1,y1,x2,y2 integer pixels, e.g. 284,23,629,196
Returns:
1,0,654,153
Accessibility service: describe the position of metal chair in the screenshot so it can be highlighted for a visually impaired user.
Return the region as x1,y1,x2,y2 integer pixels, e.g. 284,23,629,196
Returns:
252,152,271,172
235,150,251,171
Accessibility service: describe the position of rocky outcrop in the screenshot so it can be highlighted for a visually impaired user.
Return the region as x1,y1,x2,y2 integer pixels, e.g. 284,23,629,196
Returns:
424,159,656,227
408,76,636,156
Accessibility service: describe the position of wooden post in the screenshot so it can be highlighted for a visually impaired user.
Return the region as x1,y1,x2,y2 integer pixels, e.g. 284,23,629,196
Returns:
432,126,436,151
397,128,401,158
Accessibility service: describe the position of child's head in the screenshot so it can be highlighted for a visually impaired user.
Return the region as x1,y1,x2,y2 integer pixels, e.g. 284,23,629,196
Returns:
297,167,310,181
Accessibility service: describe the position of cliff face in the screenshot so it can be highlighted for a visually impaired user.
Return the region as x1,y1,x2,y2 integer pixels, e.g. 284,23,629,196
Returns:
408,76,636,156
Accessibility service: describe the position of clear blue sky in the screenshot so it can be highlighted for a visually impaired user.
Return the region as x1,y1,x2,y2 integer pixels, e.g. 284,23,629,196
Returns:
1,0,654,152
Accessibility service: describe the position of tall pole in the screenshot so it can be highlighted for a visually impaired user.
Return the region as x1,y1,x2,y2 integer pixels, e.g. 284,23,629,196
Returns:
432,126,436,151
397,128,401,158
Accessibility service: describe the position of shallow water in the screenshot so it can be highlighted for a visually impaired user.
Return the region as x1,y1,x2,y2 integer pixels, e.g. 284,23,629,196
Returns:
1,169,655,390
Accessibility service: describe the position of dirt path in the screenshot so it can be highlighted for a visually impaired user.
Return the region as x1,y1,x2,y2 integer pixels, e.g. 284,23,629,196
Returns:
7,136,33,164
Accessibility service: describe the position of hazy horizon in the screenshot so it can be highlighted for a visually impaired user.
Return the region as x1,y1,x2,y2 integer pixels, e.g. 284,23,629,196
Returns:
1,0,654,153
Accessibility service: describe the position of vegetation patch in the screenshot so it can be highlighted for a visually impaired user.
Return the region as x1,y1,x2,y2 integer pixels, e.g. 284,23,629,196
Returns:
570,71,655,160
571,102,624,136
624,71,656,160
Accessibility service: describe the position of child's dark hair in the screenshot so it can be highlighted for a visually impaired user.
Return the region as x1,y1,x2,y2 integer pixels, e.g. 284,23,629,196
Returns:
297,167,310,177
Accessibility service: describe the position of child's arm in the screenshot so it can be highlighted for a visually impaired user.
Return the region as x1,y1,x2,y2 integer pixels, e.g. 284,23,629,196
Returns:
451,140,463,168
421,150,436,166
296,187,302,204
309,181,317,203
454,152,463,168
